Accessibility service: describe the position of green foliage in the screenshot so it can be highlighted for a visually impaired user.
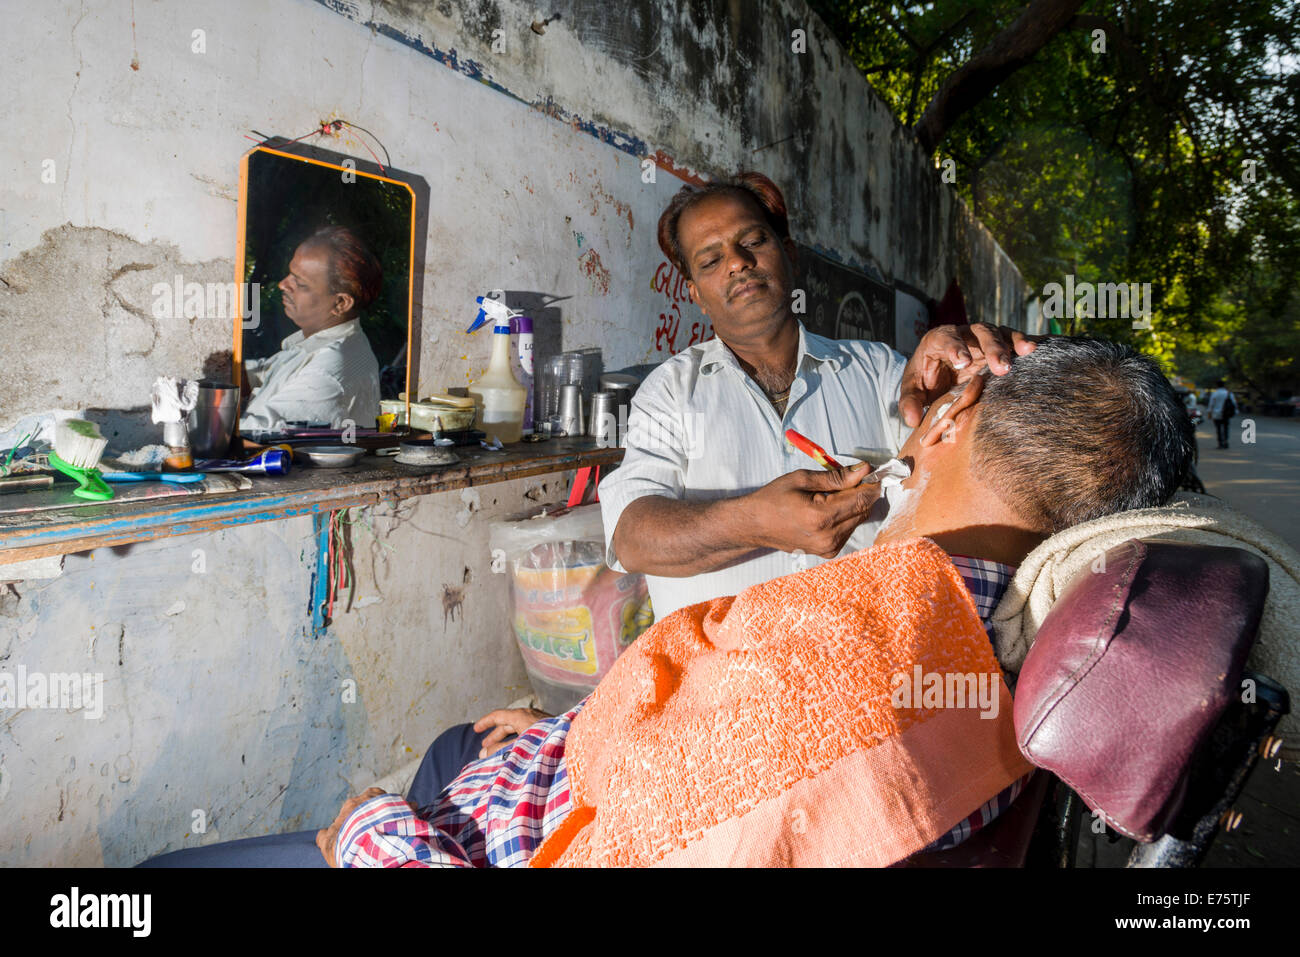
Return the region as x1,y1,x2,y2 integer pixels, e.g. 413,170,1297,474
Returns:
809,0,1300,396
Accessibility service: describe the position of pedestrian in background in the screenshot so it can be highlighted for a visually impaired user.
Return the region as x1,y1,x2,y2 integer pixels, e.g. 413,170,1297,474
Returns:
1207,379,1238,449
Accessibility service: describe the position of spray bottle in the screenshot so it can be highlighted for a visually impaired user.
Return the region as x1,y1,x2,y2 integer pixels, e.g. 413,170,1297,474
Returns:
466,291,527,443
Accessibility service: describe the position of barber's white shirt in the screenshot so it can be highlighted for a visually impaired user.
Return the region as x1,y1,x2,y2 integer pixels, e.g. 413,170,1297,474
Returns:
241,318,381,430
599,325,910,619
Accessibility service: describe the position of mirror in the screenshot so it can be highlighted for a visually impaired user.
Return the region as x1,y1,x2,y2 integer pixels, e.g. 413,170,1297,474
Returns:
234,142,427,440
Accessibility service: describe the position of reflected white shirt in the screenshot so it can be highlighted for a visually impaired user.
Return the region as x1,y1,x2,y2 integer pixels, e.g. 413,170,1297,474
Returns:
599,324,910,619
241,318,381,430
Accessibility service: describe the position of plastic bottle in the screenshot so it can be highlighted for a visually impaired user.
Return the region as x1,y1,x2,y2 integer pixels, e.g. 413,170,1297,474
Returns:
514,315,535,435
467,294,527,443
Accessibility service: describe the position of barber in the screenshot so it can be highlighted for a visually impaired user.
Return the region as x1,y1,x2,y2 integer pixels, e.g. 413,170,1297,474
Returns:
600,171,1037,619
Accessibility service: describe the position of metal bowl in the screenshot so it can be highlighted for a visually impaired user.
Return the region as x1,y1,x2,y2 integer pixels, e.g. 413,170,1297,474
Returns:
296,445,366,468
393,439,459,466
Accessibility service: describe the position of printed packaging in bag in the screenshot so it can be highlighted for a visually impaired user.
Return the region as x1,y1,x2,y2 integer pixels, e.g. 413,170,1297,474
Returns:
490,503,654,713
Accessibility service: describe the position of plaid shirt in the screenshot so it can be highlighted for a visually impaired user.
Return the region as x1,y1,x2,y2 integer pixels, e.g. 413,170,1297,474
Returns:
336,553,1023,867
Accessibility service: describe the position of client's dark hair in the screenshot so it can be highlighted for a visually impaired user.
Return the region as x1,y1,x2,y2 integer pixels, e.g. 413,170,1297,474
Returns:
301,226,383,316
972,337,1195,532
657,171,791,278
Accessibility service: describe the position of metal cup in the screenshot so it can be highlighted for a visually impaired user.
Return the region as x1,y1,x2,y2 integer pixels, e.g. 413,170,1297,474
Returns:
588,391,618,445
558,384,584,437
187,380,240,458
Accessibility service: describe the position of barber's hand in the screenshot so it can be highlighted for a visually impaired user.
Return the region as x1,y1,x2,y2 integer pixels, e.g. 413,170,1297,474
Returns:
473,707,552,758
316,786,386,867
899,323,1042,427
750,465,882,559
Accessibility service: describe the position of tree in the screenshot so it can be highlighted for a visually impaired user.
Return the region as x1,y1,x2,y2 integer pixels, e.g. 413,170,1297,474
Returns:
809,0,1300,394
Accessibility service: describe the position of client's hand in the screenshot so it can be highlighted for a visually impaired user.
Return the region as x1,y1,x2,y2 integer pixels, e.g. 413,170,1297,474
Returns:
474,707,552,759
317,786,385,867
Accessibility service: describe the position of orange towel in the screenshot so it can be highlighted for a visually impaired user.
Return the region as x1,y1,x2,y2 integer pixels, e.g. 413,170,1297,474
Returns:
531,538,1033,868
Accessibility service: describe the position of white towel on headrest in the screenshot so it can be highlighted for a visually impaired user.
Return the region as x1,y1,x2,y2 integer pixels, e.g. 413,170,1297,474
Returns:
992,492,1300,758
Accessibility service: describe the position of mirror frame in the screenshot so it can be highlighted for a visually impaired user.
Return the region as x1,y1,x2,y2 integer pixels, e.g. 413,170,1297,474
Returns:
233,142,425,436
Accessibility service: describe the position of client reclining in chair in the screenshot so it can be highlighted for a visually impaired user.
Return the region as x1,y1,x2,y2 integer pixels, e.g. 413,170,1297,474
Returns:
142,336,1194,868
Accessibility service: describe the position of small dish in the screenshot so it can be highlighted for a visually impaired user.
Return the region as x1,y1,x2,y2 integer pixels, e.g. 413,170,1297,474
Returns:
296,445,365,468
394,440,459,466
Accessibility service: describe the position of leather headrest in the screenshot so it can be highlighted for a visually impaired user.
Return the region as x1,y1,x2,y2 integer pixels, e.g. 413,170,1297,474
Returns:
1013,539,1268,841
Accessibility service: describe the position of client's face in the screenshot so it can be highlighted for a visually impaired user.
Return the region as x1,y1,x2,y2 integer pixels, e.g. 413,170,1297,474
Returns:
895,381,974,481
873,379,984,542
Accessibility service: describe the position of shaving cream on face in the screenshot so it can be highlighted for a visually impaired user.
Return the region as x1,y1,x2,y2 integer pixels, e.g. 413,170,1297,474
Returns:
877,467,928,537
862,456,912,486
930,398,956,424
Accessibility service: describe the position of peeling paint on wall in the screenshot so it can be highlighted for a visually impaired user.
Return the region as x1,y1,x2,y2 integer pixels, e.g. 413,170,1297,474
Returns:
0,226,231,444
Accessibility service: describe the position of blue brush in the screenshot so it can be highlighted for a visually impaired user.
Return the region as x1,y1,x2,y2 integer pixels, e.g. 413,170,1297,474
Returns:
102,471,206,484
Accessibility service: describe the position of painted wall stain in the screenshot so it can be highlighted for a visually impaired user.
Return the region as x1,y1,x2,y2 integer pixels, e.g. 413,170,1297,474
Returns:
441,566,471,625
587,180,634,238
578,248,611,296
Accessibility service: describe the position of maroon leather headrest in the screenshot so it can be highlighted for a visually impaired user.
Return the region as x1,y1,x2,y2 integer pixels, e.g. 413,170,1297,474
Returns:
1013,539,1268,841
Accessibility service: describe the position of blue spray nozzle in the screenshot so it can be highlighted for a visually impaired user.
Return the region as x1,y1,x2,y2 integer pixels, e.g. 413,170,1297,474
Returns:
467,291,522,333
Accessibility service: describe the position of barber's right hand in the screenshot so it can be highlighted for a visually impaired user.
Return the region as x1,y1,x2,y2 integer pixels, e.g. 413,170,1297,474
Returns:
748,465,881,559
473,707,552,758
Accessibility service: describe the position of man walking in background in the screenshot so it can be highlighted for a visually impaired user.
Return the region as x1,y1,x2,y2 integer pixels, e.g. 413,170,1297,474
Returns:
1207,379,1237,449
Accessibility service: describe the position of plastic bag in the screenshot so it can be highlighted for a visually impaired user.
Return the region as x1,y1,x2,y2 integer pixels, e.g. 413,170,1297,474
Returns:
490,503,653,713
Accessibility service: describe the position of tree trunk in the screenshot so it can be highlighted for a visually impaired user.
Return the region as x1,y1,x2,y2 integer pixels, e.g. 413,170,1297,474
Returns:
913,0,1088,155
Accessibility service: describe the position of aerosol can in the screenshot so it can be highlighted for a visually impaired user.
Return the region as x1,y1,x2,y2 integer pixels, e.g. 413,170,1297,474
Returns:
466,291,528,443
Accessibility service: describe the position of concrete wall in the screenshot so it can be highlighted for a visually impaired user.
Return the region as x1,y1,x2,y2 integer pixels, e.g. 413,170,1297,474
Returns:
0,0,1026,865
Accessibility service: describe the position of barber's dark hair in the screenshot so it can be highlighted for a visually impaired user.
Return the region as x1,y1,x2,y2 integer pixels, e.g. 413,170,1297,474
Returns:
301,226,383,316
971,337,1195,532
656,171,791,278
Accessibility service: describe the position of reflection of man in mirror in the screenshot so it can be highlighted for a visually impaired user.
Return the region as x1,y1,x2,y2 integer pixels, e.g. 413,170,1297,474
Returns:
240,226,382,431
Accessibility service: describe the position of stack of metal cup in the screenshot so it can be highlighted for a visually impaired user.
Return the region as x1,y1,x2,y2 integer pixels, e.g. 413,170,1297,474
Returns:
588,391,618,446
558,384,584,437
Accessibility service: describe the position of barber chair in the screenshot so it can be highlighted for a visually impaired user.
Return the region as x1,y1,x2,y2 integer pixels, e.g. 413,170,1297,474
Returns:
896,539,1290,868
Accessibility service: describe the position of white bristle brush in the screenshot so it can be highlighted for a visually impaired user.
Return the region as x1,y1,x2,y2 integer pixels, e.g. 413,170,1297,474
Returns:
49,419,113,500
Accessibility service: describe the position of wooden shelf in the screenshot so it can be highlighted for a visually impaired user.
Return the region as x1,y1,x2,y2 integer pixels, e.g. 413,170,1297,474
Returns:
0,438,623,565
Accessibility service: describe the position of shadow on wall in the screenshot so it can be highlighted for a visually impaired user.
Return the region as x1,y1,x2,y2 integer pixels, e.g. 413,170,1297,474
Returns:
94,559,360,866
82,407,154,455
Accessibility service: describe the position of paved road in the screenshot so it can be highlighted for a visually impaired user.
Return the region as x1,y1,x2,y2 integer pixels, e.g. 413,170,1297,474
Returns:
1077,414,1300,867
1194,416,1300,867
1193,414,1300,550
